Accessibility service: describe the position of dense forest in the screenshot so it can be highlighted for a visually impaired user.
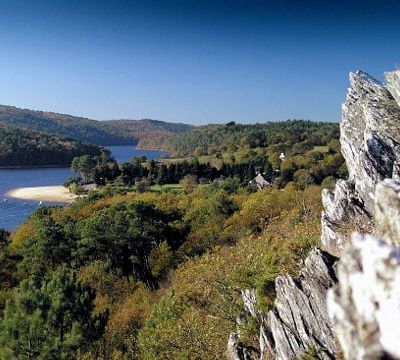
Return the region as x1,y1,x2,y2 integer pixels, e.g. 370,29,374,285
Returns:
0,105,135,146
0,125,101,167
163,120,339,157
0,120,344,359
103,119,194,150
0,105,193,147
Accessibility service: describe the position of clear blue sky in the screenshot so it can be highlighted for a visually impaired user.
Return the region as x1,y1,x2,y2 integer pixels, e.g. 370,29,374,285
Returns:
0,0,399,124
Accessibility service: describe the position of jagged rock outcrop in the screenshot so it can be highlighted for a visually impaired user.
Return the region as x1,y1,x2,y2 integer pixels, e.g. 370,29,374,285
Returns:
229,250,338,360
328,233,400,360
324,71,400,360
321,180,370,256
385,70,400,106
228,69,400,360
321,71,400,256
228,253,339,360
328,178,400,360
260,249,338,359
341,72,400,213
374,179,400,247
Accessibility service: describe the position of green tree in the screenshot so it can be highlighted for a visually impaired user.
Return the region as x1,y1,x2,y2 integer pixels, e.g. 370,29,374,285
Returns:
71,155,97,184
294,169,315,190
180,174,198,194
280,159,297,184
327,138,341,153
0,229,7,247
136,177,151,193
220,176,240,194
76,202,176,287
18,208,73,281
0,267,106,360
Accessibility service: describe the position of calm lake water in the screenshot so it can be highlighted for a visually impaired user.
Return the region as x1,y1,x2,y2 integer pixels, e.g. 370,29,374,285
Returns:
0,146,166,230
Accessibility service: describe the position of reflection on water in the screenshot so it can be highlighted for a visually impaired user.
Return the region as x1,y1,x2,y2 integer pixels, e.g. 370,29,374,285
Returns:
0,146,166,230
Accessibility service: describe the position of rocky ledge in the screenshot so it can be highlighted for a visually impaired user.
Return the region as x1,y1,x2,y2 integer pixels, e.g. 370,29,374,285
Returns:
228,70,400,360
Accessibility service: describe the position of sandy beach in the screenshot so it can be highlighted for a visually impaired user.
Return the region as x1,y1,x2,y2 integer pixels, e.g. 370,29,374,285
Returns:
6,186,78,203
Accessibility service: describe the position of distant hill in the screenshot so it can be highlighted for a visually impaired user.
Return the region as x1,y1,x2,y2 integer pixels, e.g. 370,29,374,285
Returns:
103,119,194,150
0,105,134,146
0,125,101,167
0,105,193,147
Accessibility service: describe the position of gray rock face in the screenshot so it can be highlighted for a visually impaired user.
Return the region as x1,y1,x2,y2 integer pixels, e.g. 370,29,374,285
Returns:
321,180,370,256
230,251,337,360
328,179,400,360
260,249,338,360
385,69,400,107
321,71,400,256
374,179,400,247
324,71,400,360
341,71,400,213
228,69,400,360
328,232,400,360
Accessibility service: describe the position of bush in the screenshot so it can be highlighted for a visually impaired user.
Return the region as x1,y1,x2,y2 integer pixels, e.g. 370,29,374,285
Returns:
64,176,81,188
136,177,151,193
321,176,336,190
294,169,315,189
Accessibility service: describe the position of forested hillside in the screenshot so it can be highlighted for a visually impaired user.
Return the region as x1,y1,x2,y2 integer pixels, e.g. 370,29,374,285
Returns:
0,105,194,147
0,105,134,145
103,119,194,150
0,125,101,167
164,120,339,157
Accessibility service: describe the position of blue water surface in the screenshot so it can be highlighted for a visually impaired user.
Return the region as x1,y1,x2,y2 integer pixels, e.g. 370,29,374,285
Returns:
0,146,166,230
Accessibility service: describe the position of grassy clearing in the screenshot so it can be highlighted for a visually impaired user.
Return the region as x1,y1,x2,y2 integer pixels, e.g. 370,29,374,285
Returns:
149,184,183,193
312,145,329,153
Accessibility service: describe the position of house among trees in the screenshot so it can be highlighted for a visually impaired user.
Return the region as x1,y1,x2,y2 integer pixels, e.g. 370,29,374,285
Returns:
249,173,271,190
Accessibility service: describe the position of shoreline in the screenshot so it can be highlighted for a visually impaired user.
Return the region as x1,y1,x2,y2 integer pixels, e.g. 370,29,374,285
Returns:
6,186,78,203
0,165,69,170
0,147,169,169
135,146,165,151
134,146,169,153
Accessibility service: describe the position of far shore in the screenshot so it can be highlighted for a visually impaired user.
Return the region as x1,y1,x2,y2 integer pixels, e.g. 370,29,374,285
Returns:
6,186,78,203
134,146,168,153
0,164,69,170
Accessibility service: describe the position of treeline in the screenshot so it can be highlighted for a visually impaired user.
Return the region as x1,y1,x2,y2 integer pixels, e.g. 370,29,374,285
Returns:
0,125,101,167
164,119,339,157
70,136,344,190
70,153,344,190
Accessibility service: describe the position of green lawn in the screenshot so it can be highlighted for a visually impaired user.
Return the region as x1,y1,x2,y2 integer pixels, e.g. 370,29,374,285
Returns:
312,145,329,153
149,184,183,193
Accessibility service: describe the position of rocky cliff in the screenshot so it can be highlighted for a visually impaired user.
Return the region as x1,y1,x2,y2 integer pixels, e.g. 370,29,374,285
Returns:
228,69,400,360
